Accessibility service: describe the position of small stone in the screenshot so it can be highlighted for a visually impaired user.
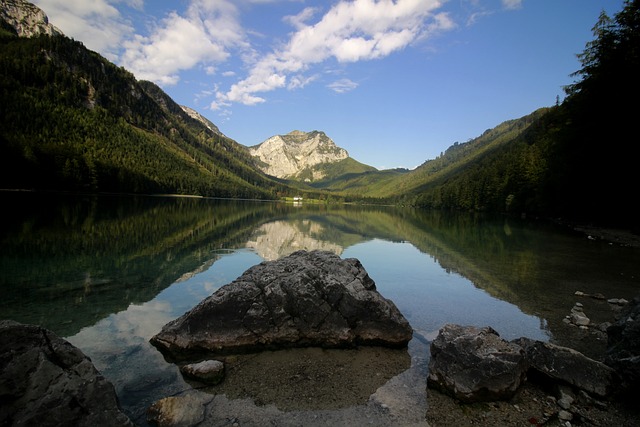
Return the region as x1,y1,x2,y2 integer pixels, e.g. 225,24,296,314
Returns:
570,311,590,326
180,360,225,385
558,396,573,410
147,395,207,427
574,302,583,307
558,410,573,421
574,291,586,296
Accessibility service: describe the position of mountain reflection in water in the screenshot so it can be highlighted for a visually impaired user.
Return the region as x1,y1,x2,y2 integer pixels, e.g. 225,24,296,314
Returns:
1,192,638,425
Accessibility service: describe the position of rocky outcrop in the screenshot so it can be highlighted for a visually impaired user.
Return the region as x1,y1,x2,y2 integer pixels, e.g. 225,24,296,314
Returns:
150,250,412,360
249,130,349,179
0,320,133,426
514,337,618,398
180,105,224,137
428,324,623,404
427,325,528,403
0,0,63,37
605,295,640,399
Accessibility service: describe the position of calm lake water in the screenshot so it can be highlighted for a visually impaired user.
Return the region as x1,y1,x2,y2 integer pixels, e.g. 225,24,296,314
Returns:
1,192,639,425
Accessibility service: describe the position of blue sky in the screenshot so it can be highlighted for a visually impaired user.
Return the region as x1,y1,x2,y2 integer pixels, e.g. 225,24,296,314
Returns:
32,0,624,170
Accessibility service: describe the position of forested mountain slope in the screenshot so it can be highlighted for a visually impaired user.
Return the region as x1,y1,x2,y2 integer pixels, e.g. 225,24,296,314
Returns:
412,1,639,228
318,110,546,200
0,4,290,199
329,1,639,229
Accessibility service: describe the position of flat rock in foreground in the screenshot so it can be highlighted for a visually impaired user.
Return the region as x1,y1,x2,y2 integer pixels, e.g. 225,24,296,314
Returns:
151,250,412,360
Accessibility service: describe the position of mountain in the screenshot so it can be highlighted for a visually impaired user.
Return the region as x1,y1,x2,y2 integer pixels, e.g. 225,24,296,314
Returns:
180,105,225,137
249,130,376,182
0,0,61,37
0,0,295,199
1,0,637,229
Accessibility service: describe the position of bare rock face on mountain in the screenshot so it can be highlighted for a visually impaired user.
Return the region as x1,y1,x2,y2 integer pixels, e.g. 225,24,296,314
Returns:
249,130,349,179
0,320,133,426
150,250,413,360
180,105,225,137
0,0,63,37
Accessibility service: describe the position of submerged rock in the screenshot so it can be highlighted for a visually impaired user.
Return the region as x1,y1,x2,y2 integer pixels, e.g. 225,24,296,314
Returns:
150,250,412,360
0,320,133,426
427,324,528,403
147,394,211,427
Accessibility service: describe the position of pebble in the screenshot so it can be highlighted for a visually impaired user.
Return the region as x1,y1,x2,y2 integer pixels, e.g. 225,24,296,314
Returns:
558,410,573,421
558,396,573,410
570,311,590,326
608,298,629,305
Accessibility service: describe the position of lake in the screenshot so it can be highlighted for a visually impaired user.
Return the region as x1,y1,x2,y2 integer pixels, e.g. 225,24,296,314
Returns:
1,192,638,426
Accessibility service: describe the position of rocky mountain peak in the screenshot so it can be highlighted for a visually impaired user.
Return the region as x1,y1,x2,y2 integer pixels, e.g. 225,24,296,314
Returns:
180,105,225,137
287,130,306,136
1,0,63,37
249,130,349,179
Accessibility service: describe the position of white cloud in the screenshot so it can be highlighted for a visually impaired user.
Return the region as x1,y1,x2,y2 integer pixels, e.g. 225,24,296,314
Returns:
283,6,319,30
121,0,144,10
32,0,134,60
328,78,359,93
215,0,450,107
501,0,523,10
120,0,249,85
288,74,318,90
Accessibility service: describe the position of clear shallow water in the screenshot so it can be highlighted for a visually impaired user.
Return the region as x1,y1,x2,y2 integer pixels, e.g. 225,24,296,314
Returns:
1,192,638,425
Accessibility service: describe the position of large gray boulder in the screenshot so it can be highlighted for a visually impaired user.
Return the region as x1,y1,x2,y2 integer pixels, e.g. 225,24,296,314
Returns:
0,320,133,426
151,250,412,360
514,337,619,398
427,324,528,403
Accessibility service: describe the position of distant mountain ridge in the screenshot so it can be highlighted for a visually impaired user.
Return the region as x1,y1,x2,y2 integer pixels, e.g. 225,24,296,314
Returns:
249,130,376,182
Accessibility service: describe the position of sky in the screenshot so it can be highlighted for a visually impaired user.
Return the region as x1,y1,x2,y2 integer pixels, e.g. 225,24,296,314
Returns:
31,0,624,170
